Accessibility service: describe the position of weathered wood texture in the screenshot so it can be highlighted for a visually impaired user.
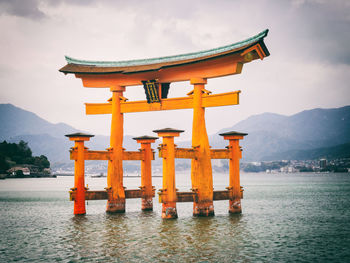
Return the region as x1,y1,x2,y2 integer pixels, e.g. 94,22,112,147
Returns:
158,148,230,159
85,91,240,115
70,189,156,201
157,190,244,203
70,149,155,161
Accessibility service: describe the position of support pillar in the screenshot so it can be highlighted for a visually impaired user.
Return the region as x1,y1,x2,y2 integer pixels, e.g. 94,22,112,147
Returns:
133,135,158,211
190,78,214,216
154,128,184,219
106,85,126,213
219,131,247,214
65,132,94,215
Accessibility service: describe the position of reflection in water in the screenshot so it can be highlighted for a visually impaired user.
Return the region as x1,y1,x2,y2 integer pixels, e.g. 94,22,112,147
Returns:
0,173,350,262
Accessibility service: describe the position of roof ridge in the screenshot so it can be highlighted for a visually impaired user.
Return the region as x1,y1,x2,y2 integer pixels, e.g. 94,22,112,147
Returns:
65,29,269,67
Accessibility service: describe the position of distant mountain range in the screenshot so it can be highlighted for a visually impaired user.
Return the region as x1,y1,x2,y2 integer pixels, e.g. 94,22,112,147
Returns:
0,104,139,164
211,105,350,161
263,142,350,161
0,103,349,163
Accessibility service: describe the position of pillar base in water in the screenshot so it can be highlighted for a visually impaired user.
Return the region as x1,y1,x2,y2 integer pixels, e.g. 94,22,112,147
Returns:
106,199,125,213
74,202,86,215
141,197,153,211
229,199,242,214
193,201,214,217
73,192,86,215
162,202,178,219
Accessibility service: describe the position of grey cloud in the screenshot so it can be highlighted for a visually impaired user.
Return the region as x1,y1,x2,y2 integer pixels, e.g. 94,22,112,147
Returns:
0,0,96,19
46,0,97,7
0,0,45,19
289,0,350,65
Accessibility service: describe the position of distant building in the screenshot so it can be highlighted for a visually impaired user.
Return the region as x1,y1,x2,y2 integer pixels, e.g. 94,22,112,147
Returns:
320,159,327,169
8,166,30,176
43,168,51,175
280,166,297,173
280,167,288,173
288,166,297,173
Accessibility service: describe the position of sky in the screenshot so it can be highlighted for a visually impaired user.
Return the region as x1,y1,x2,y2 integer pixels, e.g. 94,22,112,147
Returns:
0,0,349,140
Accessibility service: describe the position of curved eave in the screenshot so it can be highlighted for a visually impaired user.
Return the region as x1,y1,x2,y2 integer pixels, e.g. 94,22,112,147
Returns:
59,29,269,75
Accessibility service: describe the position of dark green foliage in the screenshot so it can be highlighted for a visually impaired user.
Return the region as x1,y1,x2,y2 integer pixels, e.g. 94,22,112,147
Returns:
0,154,9,173
242,161,289,172
0,140,50,173
15,170,24,178
298,166,314,172
33,155,50,169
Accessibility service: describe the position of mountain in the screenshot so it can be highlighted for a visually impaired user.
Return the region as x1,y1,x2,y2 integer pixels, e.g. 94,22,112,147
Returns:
1,103,349,164
263,142,350,161
0,104,78,140
0,104,139,163
212,106,350,161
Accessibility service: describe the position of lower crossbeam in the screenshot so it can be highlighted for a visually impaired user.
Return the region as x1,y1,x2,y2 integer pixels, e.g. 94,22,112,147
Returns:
69,189,155,201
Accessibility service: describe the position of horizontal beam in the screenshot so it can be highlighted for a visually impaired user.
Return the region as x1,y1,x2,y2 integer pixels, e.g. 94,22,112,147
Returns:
70,188,242,201
70,150,111,160
176,192,195,202
70,190,107,200
123,151,145,161
213,190,230,201
174,148,196,159
69,189,155,201
159,147,196,159
70,150,154,161
210,149,230,159
85,91,240,115
158,190,243,203
159,148,230,159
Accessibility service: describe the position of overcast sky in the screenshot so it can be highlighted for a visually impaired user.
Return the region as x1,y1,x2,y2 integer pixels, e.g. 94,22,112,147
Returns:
0,0,349,140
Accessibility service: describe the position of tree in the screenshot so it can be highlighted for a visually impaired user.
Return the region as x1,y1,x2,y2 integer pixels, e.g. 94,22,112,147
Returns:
0,140,50,173
0,154,9,173
33,155,50,170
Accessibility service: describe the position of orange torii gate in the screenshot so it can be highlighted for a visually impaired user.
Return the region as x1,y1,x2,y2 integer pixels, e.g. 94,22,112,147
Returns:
60,29,270,217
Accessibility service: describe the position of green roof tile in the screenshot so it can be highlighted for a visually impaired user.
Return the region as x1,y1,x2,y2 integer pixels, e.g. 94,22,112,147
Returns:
65,29,269,67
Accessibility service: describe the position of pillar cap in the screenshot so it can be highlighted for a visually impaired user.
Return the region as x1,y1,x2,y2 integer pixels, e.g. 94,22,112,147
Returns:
65,132,94,138
219,131,247,140
153,128,184,137
153,128,184,133
219,131,247,137
110,86,126,92
65,132,94,141
132,135,158,143
190,77,207,85
133,135,159,140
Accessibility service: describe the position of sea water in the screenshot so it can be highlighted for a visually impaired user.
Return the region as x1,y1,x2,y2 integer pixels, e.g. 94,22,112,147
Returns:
0,172,349,262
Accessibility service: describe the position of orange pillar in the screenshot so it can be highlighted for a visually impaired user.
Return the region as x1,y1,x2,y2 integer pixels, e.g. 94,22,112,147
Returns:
133,135,158,211
65,132,94,215
106,85,126,213
220,131,247,213
190,78,214,216
154,128,184,219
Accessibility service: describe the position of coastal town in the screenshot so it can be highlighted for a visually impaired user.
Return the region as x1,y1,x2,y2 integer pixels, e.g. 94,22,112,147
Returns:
46,157,350,178
240,158,350,173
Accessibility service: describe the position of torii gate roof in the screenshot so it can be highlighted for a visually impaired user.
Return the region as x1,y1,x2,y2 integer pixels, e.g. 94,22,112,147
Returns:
59,29,269,75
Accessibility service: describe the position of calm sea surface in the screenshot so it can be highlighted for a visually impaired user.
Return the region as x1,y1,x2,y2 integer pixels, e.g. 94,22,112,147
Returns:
0,172,349,262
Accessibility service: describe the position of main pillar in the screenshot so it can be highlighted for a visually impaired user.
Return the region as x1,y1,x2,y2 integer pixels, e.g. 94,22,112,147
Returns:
133,135,158,211
190,78,214,216
154,128,184,219
219,131,247,213
106,85,126,213
65,132,94,215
